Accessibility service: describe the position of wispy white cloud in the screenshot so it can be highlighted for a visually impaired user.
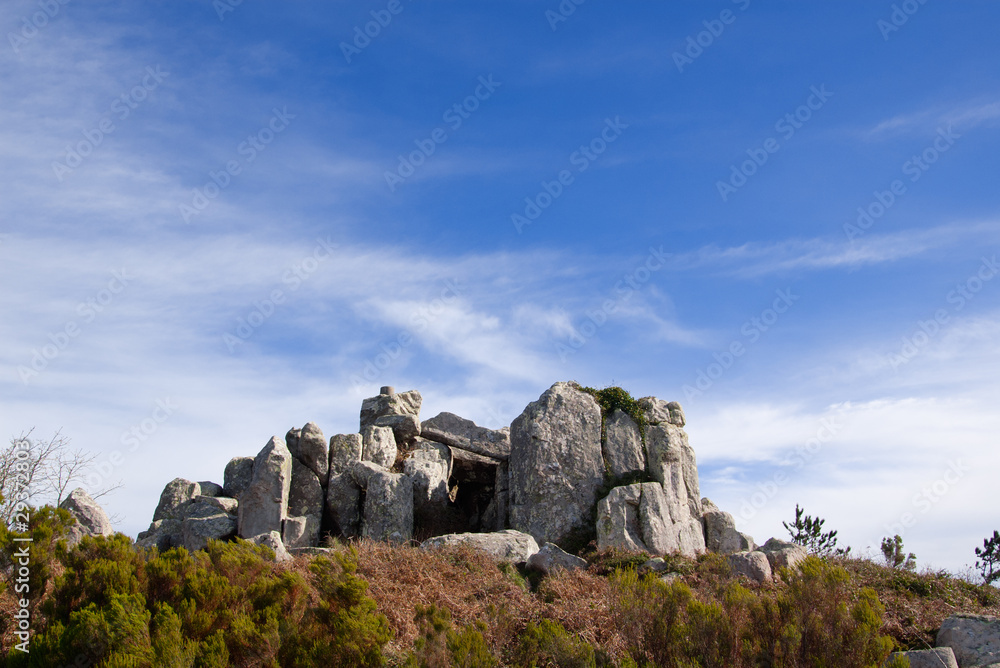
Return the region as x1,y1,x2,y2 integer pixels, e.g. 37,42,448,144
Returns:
869,99,1000,137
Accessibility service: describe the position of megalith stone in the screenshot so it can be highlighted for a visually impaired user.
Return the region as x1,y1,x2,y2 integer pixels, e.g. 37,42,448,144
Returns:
237,436,293,539
60,488,113,543
597,483,704,558
702,498,755,554
287,458,324,546
182,513,236,552
325,472,362,538
604,408,645,480
329,433,363,476
937,614,1000,668
509,382,604,547
193,495,238,515
282,515,321,549
291,422,329,482
727,551,772,584
404,440,451,522
224,457,254,499
420,530,539,563
889,648,958,668
596,485,645,553
421,412,511,460
360,387,422,446
361,425,397,469
645,423,702,518
351,461,413,543
153,478,202,522
527,542,588,574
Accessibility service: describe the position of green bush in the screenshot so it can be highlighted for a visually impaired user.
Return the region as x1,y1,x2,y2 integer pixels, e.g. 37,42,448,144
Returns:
513,619,596,668
406,603,498,668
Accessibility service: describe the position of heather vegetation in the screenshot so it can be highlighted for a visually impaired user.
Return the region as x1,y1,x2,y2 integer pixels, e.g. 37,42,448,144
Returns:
3,507,999,667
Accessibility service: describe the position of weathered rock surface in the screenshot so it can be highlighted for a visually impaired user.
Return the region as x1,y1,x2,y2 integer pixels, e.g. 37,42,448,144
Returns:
404,440,451,518
183,513,236,552
527,542,588,574
361,425,397,469
360,387,422,445
237,437,292,539
291,422,329,482
153,478,201,522
193,495,238,515
421,530,539,563
937,614,1000,668
328,433,363,476
597,483,705,558
352,461,412,543
639,397,685,427
727,551,772,584
59,488,113,543
136,519,182,551
645,423,701,518
889,648,958,668
421,412,511,460
282,515,321,549
758,538,809,574
603,409,645,480
197,481,224,497
287,458,324,546
223,457,254,499
702,498,755,554
326,472,362,538
248,531,292,563
509,382,604,547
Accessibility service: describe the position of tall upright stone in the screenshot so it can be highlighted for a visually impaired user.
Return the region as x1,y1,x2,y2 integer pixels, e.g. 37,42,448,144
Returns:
287,458,324,547
645,423,702,518
603,408,645,480
237,436,293,539
509,382,604,547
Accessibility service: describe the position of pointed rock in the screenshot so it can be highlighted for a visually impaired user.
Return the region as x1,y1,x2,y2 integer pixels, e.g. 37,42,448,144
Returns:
291,422,329,482
237,437,292,539
153,478,201,522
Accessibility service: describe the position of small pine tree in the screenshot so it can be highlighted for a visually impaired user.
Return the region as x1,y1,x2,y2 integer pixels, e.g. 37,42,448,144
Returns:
880,535,916,571
783,505,848,557
975,530,1000,585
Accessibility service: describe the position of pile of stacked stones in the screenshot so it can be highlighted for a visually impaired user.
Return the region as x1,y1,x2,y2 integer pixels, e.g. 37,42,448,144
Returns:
134,381,809,581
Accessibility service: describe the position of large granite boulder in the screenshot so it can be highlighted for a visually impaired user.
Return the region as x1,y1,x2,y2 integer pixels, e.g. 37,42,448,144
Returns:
282,515,321,549
596,483,705,558
527,542,588,574
639,397,685,427
223,457,254,499
360,386,422,446
237,436,293,539
329,433,363,476
404,439,451,519
136,519,182,551
197,481,224,497
287,458,324,546
509,382,604,547
420,530,539,563
421,412,511,460
361,425,397,469
291,422,329,483
60,488,113,544
182,513,237,552
937,614,1000,668
152,478,201,522
727,551,772,584
702,498,755,554
351,461,413,543
192,495,238,515
603,408,645,480
758,538,809,574
645,423,702,518
889,648,958,668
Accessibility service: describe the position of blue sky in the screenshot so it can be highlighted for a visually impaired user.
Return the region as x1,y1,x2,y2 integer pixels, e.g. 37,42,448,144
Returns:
2,1,998,574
